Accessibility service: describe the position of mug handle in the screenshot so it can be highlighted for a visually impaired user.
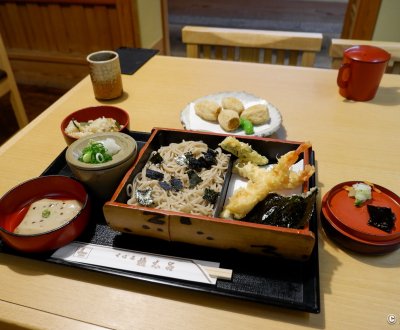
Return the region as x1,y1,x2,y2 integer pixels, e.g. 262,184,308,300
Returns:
337,63,351,88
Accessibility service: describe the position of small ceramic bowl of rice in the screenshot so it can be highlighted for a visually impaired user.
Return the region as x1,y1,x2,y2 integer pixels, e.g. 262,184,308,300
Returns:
61,106,130,145
66,132,137,200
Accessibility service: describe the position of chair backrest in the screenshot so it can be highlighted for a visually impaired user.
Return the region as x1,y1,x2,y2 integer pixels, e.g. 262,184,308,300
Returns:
329,38,400,74
182,26,323,67
0,32,28,128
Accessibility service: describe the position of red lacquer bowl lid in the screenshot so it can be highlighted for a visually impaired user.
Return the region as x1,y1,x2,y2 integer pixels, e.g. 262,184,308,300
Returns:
344,45,391,63
321,181,400,254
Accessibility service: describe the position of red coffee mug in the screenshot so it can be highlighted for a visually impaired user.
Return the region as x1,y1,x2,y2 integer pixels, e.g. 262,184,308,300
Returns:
337,45,391,101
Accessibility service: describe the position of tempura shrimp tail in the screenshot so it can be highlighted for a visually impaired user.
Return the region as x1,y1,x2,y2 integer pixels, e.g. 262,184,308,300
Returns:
296,141,312,155
274,141,312,170
221,141,314,220
286,164,315,189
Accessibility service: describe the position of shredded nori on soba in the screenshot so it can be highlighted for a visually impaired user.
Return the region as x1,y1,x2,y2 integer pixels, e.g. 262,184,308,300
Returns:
170,177,183,191
159,181,172,191
150,152,163,164
367,205,396,233
186,155,205,171
146,169,164,181
245,188,318,229
159,178,184,192
206,148,217,157
202,149,218,168
187,170,203,188
186,149,218,171
203,188,219,204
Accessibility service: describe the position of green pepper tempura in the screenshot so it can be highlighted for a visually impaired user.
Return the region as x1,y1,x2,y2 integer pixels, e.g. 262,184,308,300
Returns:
79,140,113,164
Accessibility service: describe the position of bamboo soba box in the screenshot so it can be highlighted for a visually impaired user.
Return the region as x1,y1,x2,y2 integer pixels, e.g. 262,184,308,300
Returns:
103,128,316,261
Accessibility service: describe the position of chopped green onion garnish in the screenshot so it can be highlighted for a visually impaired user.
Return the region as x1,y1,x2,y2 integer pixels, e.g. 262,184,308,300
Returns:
79,140,112,164
42,209,51,218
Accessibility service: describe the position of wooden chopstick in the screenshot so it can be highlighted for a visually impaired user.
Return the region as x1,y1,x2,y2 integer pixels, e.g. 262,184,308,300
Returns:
203,266,233,280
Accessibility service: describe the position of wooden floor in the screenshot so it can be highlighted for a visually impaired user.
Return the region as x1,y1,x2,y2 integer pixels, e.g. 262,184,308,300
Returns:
169,0,346,25
0,0,347,145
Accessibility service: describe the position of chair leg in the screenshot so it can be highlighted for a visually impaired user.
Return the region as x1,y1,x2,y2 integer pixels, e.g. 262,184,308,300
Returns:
1,32,29,128
9,84,29,128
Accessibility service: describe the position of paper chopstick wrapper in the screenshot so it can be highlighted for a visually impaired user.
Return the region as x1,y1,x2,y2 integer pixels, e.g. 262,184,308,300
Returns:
52,242,232,284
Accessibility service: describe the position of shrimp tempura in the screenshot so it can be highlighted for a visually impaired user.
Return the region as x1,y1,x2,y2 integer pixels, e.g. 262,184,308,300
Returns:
221,142,315,219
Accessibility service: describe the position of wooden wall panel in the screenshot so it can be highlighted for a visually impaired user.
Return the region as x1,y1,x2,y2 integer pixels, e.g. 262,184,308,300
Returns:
6,3,28,47
47,4,69,53
0,0,168,88
108,6,124,49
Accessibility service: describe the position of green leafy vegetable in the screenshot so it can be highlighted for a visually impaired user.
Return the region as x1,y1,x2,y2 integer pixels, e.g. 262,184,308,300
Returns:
72,119,81,131
79,140,112,164
240,118,254,135
114,120,121,130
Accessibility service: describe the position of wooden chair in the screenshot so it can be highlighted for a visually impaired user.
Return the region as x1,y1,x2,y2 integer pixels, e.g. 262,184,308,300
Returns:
182,26,323,67
0,33,29,128
329,38,400,74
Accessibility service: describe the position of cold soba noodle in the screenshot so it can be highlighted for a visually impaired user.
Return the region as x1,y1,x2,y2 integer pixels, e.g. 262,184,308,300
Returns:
127,140,229,216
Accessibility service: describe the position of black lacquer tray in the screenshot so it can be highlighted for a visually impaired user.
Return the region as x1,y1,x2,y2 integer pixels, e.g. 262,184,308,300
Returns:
0,131,320,313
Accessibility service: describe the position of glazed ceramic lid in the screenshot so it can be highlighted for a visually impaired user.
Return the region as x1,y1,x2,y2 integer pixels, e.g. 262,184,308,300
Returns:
344,45,391,63
66,132,137,171
321,181,400,253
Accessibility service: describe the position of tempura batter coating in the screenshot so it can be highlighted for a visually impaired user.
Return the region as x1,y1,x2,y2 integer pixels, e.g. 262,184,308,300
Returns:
219,136,268,165
221,142,315,219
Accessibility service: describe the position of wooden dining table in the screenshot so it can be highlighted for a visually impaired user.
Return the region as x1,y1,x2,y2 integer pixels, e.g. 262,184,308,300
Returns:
0,55,399,329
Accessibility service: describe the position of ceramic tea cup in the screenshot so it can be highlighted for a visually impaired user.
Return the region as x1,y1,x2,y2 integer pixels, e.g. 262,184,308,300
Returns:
87,50,123,100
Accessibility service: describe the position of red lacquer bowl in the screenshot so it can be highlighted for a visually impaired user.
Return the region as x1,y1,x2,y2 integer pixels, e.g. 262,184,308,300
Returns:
61,105,130,145
321,181,400,254
0,176,91,253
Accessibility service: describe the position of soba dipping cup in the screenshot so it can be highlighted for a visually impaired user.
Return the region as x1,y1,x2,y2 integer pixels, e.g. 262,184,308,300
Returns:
66,132,137,201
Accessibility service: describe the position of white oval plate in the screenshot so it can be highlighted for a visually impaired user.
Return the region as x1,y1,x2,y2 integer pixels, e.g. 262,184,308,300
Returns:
180,91,282,136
